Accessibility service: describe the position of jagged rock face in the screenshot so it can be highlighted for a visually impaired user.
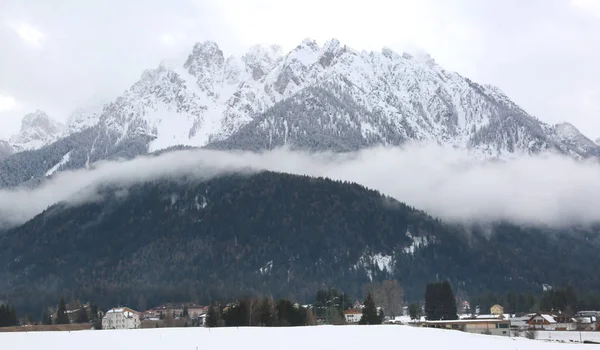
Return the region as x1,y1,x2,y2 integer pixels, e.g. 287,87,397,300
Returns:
62,38,599,160
2,38,599,188
9,110,64,151
66,103,105,134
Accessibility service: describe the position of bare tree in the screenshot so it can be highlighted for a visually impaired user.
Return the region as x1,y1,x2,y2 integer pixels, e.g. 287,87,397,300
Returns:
164,306,174,327
367,280,404,318
306,308,316,326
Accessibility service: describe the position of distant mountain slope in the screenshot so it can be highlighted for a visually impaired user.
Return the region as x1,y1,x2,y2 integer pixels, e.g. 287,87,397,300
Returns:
1,171,599,313
0,127,150,188
2,38,598,188
9,110,65,152
0,140,13,160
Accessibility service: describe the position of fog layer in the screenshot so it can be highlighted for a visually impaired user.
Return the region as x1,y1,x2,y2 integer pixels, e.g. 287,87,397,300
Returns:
1,145,599,228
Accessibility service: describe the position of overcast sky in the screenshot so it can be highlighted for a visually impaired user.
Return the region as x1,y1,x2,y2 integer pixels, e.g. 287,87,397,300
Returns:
0,0,599,140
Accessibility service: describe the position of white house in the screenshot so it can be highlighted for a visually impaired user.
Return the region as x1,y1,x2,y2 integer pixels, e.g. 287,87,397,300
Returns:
344,309,362,324
102,307,141,330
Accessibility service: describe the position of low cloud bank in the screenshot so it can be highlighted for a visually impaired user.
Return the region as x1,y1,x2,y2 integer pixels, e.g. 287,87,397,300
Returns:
1,144,600,228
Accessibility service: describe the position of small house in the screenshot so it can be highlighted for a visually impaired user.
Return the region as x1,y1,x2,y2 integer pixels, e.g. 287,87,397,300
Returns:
344,309,362,324
490,304,504,316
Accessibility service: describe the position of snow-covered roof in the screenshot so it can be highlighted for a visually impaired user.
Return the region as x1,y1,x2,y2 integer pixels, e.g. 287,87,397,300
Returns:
106,307,138,317
475,314,504,319
539,314,556,323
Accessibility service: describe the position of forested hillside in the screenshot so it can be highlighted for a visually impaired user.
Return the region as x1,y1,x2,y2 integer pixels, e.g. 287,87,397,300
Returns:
1,171,599,314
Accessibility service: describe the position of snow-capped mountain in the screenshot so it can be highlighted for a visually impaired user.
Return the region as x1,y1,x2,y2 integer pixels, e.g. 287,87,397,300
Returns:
65,102,106,135
9,110,65,152
63,38,599,159
595,137,600,146
2,38,599,189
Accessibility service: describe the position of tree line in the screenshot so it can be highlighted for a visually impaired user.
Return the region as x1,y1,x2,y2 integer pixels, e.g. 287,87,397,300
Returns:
3,171,600,316
0,304,18,327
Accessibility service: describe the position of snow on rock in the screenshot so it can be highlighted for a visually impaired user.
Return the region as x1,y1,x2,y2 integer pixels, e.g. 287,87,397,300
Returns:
65,102,106,134
45,151,72,177
22,38,600,163
1,323,593,350
353,252,394,281
194,195,208,210
259,261,274,275
403,231,429,255
9,110,65,151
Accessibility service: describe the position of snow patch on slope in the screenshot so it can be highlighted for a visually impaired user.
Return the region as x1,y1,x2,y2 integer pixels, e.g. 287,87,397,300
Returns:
403,231,429,255
353,252,394,281
259,261,273,275
45,151,72,177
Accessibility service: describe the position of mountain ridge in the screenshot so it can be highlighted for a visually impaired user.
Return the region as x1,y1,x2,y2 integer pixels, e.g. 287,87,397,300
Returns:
50,38,600,158
1,38,599,189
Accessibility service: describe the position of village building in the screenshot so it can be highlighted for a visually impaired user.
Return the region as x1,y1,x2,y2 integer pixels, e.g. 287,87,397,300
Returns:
490,304,504,315
527,313,558,330
421,319,510,336
198,313,207,326
102,307,140,330
343,309,362,324
143,303,208,320
509,314,534,330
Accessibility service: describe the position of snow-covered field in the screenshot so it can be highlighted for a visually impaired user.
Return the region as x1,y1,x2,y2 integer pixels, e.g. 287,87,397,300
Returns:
537,330,600,343
2,325,594,350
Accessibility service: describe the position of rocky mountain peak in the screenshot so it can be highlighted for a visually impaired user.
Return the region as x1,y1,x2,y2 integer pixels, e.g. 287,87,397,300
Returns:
66,102,106,134
9,110,65,151
185,40,225,73
243,44,283,80
296,38,319,51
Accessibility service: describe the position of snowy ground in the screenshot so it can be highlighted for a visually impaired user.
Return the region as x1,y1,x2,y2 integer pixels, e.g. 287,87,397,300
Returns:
536,330,600,343
2,325,594,350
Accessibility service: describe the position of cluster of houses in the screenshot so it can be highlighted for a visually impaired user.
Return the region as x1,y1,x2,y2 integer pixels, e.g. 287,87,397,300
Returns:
99,300,600,335
394,304,600,336
101,303,209,330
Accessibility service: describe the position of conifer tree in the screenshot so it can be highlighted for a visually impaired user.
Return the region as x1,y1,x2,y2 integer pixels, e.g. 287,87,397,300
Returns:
206,305,219,328
76,306,89,323
41,310,52,325
425,281,458,321
358,293,381,325
0,304,18,327
409,303,420,321
56,297,70,325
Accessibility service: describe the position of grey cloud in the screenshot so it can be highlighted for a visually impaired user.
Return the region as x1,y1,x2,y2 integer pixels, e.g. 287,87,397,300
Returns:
2,145,600,228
